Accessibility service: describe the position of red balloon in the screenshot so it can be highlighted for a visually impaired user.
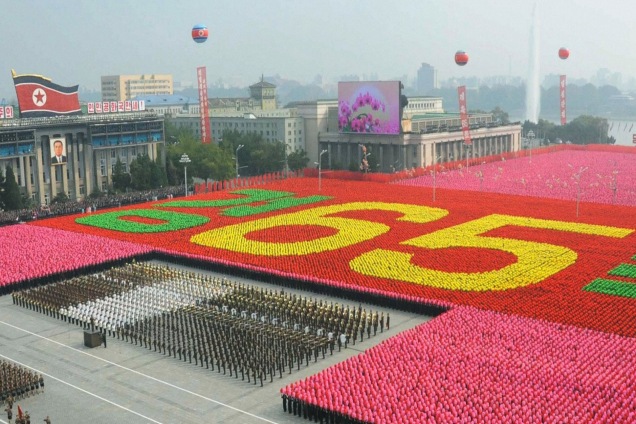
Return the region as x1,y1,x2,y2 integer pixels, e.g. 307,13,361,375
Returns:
558,47,569,60
455,50,469,66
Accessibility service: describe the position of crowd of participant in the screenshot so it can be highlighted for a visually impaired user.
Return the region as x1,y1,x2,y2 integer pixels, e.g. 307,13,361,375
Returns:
1,359,49,423
0,360,43,403
0,185,184,226
11,261,388,387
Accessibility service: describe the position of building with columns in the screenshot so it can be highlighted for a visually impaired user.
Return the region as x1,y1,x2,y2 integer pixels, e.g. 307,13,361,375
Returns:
296,100,521,171
0,112,165,205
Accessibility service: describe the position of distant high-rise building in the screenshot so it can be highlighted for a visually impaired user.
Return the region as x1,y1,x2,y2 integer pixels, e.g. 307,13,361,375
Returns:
101,74,173,102
417,63,437,94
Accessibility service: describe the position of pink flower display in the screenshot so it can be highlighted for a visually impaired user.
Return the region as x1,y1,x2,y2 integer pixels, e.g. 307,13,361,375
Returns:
398,150,636,206
283,306,636,423
0,225,151,287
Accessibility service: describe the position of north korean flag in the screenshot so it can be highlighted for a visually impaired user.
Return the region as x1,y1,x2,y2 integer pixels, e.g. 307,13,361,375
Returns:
13,73,81,118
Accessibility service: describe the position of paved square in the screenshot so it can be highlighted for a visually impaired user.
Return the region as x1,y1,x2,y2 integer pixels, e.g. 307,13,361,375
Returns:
0,262,432,424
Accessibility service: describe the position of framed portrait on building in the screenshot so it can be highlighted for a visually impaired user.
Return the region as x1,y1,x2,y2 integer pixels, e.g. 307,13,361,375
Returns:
50,138,67,165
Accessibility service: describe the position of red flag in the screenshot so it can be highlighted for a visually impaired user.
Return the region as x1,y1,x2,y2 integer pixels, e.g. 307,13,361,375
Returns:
17,404,23,418
197,66,212,144
12,71,81,118
560,75,567,126
457,85,472,145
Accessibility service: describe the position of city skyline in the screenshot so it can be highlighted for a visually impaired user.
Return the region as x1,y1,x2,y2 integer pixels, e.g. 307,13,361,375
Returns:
2,0,636,99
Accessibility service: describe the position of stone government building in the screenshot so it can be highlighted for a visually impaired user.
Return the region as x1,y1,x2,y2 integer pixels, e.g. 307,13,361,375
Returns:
0,112,164,205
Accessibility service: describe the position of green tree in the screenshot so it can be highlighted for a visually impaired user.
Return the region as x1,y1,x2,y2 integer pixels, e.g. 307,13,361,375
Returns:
1,166,23,210
129,154,158,190
111,158,131,192
287,149,310,172
166,134,235,183
523,115,612,145
491,106,510,124
51,192,70,204
219,130,286,176
150,158,168,188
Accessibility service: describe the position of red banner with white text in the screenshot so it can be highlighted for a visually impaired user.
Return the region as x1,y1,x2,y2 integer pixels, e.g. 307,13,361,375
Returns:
197,67,212,144
458,85,472,145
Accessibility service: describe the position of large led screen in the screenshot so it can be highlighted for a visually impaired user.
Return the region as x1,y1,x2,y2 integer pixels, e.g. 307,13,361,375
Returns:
338,81,401,135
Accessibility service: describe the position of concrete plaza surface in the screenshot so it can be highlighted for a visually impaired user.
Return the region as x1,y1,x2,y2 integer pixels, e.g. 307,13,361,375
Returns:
0,263,432,424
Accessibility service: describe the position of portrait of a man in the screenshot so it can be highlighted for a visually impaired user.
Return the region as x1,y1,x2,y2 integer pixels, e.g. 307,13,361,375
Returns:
51,138,67,165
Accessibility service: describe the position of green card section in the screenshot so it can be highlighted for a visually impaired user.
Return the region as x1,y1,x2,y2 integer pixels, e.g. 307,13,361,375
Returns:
157,189,331,217
76,209,209,233
608,263,636,278
158,189,293,208
583,278,636,299
222,195,331,217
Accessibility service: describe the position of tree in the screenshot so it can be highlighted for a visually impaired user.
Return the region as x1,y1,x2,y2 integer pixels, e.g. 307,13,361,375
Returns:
111,158,131,192
491,106,510,124
51,192,70,204
287,149,309,172
129,155,166,190
166,133,235,183
522,115,613,145
219,130,286,176
0,166,23,210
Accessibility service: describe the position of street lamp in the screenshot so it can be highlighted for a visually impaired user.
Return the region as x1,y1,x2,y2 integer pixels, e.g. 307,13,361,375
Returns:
179,153,191,196
315,149,328,191
571,165,588,218
527,130,535,160
432,139,437,202
235,144,244,177
283,142,291,178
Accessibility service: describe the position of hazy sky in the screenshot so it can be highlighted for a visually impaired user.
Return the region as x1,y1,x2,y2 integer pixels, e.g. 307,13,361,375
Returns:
1,0,634,98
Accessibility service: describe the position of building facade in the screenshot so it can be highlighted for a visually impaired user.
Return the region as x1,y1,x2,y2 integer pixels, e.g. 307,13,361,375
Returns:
297,99,521,171
0,113,165,205
101,74,174,101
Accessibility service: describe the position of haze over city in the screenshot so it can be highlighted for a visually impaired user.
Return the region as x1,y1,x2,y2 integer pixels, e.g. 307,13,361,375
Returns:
1,0,635,97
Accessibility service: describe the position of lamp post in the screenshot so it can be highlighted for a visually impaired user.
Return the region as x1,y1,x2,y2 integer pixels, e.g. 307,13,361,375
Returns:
527,130,535,160
432,139,437,202
284,142,290,178
179,153,191,196
478,161,486,191
465,144,471,168
315,149,328,191
235,144,244,177
572,165,588,218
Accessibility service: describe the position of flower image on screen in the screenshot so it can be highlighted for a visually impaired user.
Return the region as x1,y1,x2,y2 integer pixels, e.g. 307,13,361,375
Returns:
338,81,401,135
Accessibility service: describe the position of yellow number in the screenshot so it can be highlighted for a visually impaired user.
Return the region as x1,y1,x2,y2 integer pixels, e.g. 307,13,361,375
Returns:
191,202,448,256
350,214,633,291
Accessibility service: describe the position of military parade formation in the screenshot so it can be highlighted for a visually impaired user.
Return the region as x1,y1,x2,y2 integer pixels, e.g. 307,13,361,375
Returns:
11,262,389,392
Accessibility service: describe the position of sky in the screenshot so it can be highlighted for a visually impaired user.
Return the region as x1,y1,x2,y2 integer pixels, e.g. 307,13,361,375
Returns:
0,0,634,99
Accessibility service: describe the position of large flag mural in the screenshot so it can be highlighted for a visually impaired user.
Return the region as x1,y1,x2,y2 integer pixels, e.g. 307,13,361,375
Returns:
12,69,81,118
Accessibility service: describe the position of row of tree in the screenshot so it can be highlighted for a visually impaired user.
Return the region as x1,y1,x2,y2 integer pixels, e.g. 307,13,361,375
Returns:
521,115,615,145
163,123,310,187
